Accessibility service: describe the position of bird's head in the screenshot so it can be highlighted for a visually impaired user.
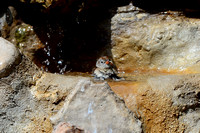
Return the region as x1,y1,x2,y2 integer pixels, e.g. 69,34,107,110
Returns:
96,56,113,69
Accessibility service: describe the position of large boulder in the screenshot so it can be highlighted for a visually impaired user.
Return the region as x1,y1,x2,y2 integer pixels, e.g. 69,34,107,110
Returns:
51,79,142,133
111,3,200,72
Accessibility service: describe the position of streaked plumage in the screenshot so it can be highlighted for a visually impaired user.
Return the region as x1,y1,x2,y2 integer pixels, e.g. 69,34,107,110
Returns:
93,56,122,81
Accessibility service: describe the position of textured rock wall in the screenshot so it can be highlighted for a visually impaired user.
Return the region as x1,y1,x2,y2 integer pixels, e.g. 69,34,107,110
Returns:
111,3,200,72
109,74,200,133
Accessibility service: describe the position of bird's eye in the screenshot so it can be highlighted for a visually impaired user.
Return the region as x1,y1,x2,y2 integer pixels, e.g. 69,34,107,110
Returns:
100,61,104,64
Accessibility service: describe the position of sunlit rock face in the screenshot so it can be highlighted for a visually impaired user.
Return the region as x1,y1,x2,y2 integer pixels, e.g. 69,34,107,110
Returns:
111,4,200,72
51,79,142,133
109,74,200,133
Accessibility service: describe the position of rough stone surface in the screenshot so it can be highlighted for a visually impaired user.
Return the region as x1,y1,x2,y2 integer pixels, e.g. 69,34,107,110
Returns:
0,56,44,133
51,79,142,133
31,73,89,104
109,74,200,133
0,6,16,38
0,11,7,32
0,56,88,133
179,110,200,133
0,37,21,78
147,75,200,132
111,4,200,72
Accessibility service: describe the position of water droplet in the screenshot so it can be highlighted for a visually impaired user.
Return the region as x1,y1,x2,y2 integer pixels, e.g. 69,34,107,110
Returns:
81,86,85,92
43,59,50,66
58,60,63,65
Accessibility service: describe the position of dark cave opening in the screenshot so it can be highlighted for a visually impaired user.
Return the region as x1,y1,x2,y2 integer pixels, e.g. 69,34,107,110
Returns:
2,0,200,74
10,0,131,74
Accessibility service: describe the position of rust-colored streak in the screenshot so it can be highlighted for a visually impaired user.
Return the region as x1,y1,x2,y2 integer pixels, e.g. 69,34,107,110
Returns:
108,81,185,133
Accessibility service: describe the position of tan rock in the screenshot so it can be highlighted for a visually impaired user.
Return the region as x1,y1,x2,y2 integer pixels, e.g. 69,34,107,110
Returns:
111,7,200,72
31,72,89,104
109,74,200,133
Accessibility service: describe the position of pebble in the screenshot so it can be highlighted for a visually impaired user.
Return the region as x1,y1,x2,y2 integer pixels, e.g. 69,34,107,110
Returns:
0,37,21,78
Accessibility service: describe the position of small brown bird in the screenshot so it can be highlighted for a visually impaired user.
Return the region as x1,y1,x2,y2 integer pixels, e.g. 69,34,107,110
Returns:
93,56,122,81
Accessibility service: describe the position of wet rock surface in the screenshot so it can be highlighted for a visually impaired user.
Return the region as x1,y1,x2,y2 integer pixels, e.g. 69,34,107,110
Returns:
51,79,142,133
0,37,21,78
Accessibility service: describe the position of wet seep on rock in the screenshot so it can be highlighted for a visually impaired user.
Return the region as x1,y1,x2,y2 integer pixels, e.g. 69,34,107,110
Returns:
50,79,142,133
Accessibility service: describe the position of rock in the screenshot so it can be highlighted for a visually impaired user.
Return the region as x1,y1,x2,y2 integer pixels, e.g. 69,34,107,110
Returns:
179,109,200,133
0,37,21,78
31,73,89,104
0,8,7,33
109,74,200,133
147,75,200,132
0,56,44,133
111,4,200,72
19,0,53,8
0,6,16,38
8,23,44,61
53,122,85,133
50,79,142,133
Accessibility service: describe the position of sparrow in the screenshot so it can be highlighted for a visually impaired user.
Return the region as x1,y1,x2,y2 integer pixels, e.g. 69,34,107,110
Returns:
93,56,123,81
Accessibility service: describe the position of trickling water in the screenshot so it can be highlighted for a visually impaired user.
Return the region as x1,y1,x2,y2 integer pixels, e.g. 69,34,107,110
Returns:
88,101,94,115
109,128,113,133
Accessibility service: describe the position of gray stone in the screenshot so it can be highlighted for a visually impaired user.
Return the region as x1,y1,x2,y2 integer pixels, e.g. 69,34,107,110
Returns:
0,37,21,78
51,79,142,133
179,109,200,133
0,12,7,32
0,6,15,38
0,56,42,133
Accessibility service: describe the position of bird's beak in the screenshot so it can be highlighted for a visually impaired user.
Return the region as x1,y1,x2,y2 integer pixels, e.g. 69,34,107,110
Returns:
105,61,110,65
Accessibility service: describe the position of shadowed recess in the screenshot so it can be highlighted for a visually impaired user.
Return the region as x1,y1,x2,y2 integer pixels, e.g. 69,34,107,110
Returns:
8,0,200,73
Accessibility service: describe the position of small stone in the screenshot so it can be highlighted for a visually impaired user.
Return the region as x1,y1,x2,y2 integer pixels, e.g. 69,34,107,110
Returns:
0,37,21,78
53,122,85,133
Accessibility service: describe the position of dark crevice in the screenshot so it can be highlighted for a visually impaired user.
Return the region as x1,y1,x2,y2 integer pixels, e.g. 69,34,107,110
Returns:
197,91,200,99
3,0,200,73
10,0,131,73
